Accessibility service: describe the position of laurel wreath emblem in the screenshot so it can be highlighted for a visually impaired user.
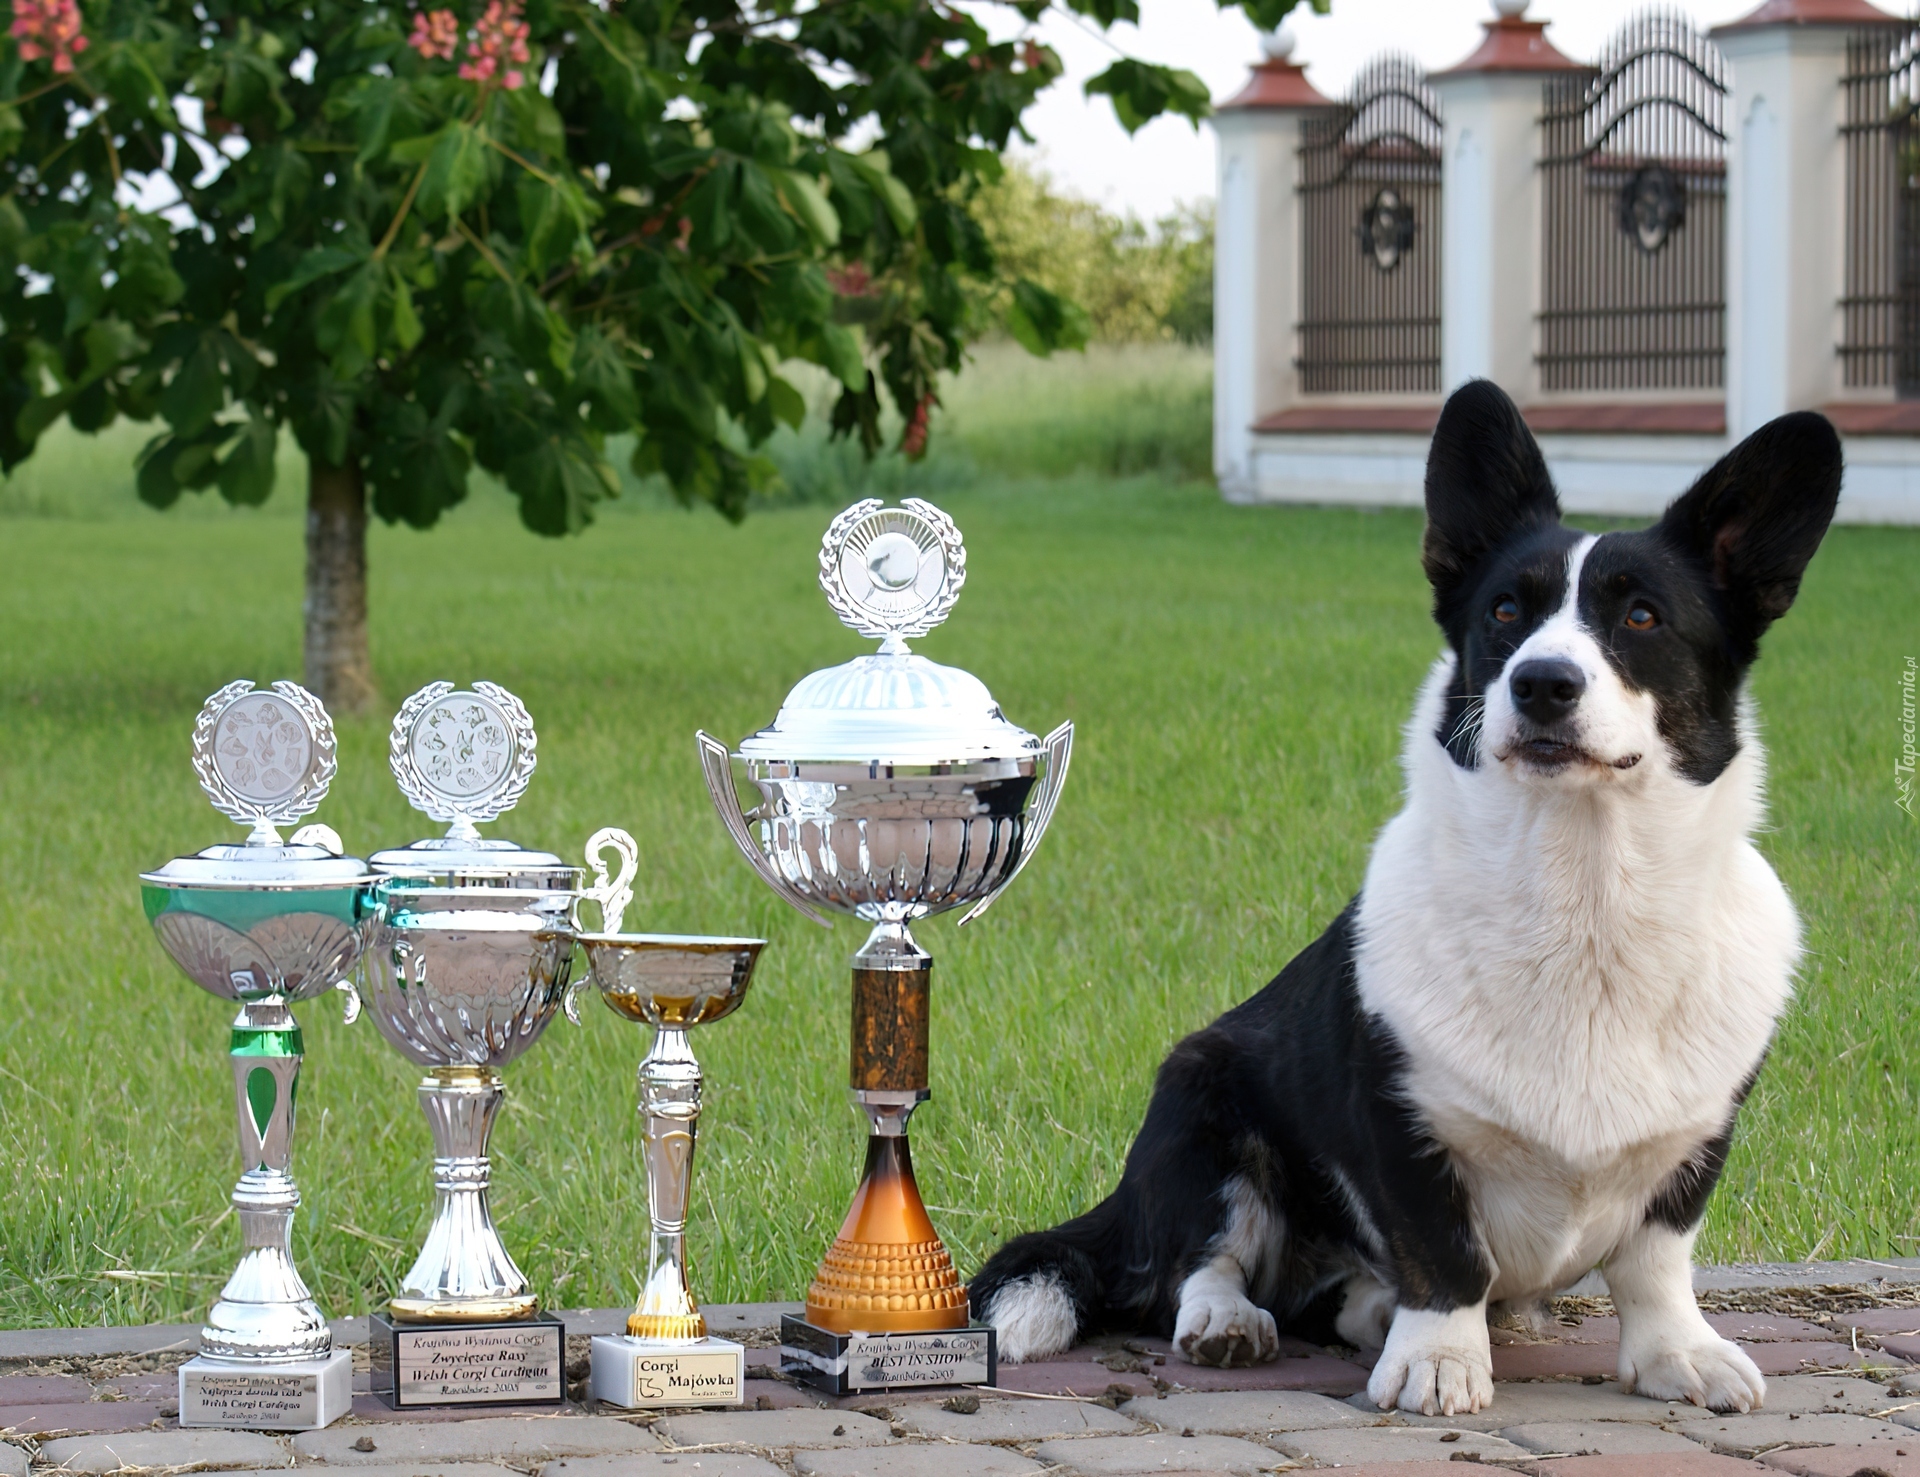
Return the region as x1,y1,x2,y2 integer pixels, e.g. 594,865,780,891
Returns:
190,679,338,836
816,497,967,643
388,679,538,828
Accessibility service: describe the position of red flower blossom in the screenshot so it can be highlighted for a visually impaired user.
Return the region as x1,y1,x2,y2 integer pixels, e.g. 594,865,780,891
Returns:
901,393,936,458
408,9,459,61
459,0,531,90
825,262,873,298
11,0,89,74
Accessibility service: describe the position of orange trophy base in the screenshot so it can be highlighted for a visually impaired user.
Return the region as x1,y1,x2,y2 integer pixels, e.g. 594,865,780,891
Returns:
804,1132,969,1335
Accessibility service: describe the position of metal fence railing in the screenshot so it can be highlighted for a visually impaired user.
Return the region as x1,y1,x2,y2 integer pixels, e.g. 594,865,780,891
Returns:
1296,54,1443,396
1537,9,1727,393
1839,23,1920,395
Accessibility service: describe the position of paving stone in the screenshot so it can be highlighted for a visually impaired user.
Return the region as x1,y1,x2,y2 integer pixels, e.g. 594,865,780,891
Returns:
791,1448,1045,1477
546,1458,786,1477
36,1429,292,1472
343,1394,608,1424
1521,1457,1775,1475
658,1410,894,1450
1492,1340,1623,1379
1285,1466,1544,1477
297,1415,661,1464
0,1401,168,1436
1501,1420,1715,1455
0,1444,24,1477
1881,1336,1920,1363
1030,1432,1286,1473
1827,1311,1920,1338
1761,1443,1920,1475
294,1466,525,1477
896,1395,1139,1441
1761,1376,1906,1416
0,1374,93,1404
99,1377,182,1403
991,1363,1157,1401
1268,1424,1528,1465
1750,1343,1911,1376
1890,1406,1920,1430
1348,1377,1695,1430
0,1325,199,1362
1118,1389,1369,1434
1674,1411,1906,1457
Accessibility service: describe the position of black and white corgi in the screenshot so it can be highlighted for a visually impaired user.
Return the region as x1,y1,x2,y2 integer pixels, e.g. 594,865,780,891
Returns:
969,379,1842,1417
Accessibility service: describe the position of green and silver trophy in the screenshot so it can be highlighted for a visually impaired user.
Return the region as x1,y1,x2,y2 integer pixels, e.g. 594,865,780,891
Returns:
140,680,373,1431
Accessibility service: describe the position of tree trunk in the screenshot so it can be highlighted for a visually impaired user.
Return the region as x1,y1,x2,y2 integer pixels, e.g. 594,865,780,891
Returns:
303,459,378,716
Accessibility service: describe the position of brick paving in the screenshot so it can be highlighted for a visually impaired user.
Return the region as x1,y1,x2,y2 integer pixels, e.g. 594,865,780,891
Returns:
5,1270,1920,1474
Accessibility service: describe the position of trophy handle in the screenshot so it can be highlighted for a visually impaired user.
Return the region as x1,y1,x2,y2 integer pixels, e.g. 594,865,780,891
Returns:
695,730,833,929
958,720,1074,928
335,975,363,1026
584,826,639,935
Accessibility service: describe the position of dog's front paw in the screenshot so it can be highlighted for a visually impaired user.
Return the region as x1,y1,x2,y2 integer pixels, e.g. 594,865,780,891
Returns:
1173,1289,1279,1368
1621,1333,1764,1411
1367,1306,1493,1417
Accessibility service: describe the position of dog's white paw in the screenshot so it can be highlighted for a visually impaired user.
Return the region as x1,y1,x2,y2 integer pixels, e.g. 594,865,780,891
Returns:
1335,1274,1396,1352
1173,1288,1279,1368
1620,1331,1765,1411
1367,1305,1493,1417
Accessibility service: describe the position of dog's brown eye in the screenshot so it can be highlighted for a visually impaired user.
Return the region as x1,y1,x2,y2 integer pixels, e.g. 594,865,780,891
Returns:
1492,597,1519,623
1625,605,1658,631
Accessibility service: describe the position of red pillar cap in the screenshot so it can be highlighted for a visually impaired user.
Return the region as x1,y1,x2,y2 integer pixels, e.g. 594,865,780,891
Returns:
1715,0,1900,28
1433,16,1584,77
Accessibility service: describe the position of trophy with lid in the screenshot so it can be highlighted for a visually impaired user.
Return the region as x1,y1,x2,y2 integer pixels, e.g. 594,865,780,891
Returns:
697,498,1073,1394
139,680,372,1431
561,831,768,1408
360,680,635,1409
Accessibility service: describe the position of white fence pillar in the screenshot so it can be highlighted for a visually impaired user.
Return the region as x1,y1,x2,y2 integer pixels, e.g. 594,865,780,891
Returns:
1211,33,1331,498
1717,2,1885,439
1429,2,1583,402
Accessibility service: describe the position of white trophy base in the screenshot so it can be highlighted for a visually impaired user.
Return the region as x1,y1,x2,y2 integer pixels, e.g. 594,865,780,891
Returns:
178,1348,352,1430
590,1334,745,1408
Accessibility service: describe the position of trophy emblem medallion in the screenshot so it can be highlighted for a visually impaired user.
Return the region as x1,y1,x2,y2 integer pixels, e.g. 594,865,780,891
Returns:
141,680,370,1430
698,498,1070,1392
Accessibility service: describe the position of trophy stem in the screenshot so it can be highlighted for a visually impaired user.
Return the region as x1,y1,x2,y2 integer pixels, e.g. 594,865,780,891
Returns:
203,1000,331,1364
389,1065,536,1322
804,922,968,1334
629,1026,706,1340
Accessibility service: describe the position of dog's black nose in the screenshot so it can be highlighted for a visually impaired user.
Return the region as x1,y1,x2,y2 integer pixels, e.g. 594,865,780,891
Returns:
1509,659,1586,724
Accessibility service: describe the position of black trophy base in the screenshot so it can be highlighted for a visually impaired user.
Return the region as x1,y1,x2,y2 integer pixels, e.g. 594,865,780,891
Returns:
369,1310,567,1409
780,1314,997,1396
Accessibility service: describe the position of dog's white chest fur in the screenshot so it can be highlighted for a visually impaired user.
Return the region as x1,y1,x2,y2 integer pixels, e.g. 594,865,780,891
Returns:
1352,655,1800,1298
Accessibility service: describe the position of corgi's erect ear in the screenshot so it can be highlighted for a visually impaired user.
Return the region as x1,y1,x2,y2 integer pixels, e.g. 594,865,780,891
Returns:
1422,380,1561,612
1653,411,1842,662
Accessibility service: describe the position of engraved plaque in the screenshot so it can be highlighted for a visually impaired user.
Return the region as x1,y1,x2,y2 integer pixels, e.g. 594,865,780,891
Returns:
590,1334,745,1408
781,1314,996,1395
178,1349,351,1431
370,1312,565,1408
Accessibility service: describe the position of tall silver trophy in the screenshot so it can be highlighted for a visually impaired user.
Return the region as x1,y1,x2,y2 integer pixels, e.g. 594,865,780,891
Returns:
361,680,635,1409
140,680,372,1430
565,831,767,1408
698,498,1072,1394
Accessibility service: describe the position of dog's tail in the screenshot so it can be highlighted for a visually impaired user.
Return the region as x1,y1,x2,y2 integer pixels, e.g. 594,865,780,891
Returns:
969,1195,1126,1363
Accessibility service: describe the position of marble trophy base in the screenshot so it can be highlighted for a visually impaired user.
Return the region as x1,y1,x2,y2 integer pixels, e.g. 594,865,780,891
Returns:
590,1334,744,1408
178,1349,352,1430
369,1311,566,1409
780,1314,996,1396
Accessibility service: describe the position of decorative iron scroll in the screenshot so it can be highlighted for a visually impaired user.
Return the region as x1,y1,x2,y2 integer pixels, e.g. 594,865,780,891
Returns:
1537,10,1727,393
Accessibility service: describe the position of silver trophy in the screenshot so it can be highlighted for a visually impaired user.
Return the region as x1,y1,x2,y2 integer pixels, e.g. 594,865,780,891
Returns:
362,681,634,1338
565,832,765,1407
698,498,1071,1379
140,680,370,1427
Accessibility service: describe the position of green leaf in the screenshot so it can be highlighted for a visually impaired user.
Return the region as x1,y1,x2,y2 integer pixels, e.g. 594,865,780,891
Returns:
217,414,278,506
160,339,228,437
0,196,25,271
266,245,366,312
294,378,357,468
572,327,638,430
316,263,381,375
389,271,423,351
775,169,840,247
850,153,916,233
1006,278,1091,357
135,432,185,509
506,433,618,535
735,164,795,253
418,122,495,222
0,105,23,161
816,323,866,391
368,397,471,527
768,374,805,431
1084,59,1211,135
688,164,735,254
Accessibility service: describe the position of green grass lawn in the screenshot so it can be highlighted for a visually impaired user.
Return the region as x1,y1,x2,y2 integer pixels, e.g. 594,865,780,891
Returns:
0,355,1914,1331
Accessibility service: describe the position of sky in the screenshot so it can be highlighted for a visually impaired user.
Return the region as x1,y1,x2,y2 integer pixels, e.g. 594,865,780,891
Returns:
982,0,1873,221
